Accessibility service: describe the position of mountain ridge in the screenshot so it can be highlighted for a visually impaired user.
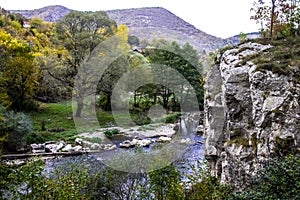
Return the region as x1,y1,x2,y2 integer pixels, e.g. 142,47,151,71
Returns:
11,5,234,53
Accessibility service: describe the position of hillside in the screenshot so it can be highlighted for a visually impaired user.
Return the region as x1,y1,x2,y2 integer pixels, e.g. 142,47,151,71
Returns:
11,5,71,22
226,32,260,44
106,7,232,53
11,5,233,54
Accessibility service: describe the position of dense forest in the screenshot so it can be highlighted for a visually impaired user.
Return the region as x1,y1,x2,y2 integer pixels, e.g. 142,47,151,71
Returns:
0,0,300,199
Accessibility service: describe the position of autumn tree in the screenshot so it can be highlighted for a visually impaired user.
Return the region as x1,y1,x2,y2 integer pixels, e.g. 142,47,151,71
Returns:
50,11,117,116
0,29,39,110
251,0,300,38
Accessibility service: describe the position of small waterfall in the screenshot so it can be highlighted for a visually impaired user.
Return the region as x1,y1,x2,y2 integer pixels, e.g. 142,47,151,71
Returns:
177,112,201,139
179,117,188,136
175,112,205,182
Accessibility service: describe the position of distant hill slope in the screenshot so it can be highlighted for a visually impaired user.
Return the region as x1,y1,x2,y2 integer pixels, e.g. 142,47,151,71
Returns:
11,5,71,22
11,5,234,53
226,32,260,44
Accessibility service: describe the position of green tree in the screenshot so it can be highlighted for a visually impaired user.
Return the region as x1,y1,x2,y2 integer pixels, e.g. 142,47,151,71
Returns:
143,40,203,111
128,35,140,47
97,55,129,111
0,29,39,110
52,11,117,117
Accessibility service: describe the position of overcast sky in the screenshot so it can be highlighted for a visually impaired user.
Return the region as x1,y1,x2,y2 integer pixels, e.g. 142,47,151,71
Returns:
0,0,260,38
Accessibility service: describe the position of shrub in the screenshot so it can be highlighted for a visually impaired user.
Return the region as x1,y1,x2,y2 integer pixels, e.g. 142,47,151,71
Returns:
165,112,181,123
104,129,119,137
2,158,89,199
184,160,233,200
148,165,184,200
231,155,300,199
0,106,33,152
165,114,176,123
23,132,45,145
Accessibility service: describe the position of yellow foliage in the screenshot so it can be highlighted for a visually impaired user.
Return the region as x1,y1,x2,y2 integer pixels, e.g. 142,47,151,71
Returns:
10,21,22,31
115,24,130,52
0,28,40,109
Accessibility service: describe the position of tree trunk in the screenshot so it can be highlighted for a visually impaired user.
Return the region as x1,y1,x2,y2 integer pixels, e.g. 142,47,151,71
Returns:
75,99,83,117
270,0,276,38
134,91,137,107
104,95,111,111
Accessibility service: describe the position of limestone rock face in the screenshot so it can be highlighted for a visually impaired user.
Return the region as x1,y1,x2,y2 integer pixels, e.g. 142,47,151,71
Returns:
204,42,300,190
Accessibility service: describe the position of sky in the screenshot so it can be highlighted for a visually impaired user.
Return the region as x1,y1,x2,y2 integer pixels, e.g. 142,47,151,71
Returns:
0,0,260,38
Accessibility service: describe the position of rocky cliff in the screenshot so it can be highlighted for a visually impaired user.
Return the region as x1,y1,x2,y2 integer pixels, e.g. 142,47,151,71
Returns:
204,41,300,190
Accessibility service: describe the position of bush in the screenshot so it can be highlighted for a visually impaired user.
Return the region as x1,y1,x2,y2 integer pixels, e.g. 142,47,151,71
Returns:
184,160,233,200
23,132,45,145
148,165,184,200
165,112,182,123
2,158,89,199
231,155,300,199
104,129,119,137
96,110,116,126
0,106,33,152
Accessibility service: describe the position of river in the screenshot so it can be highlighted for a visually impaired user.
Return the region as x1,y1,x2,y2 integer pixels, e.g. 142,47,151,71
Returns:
45,113,204,183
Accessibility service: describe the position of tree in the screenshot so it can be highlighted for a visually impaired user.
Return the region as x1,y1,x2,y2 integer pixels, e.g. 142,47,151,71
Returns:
128,35,140,47
0,29,39,110
51,11,117,116
251,0,300,38
143,40,203,111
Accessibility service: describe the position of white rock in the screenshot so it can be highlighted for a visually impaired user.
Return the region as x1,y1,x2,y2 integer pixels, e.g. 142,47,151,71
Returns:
131,139,139,146
73,145,83,152
56,142,64,151
263,96,285,111
62,144,74,152
90,143,101,150
136,139,152,147
45,144,58,153
180,138,192,144
103,144,116,150
157,136,172,143
75,138,83,145
31,143,45,153
82,140,93,147
120,140,134,148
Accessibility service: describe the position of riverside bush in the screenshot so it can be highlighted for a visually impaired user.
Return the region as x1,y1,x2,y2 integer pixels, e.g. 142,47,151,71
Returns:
184,160,232,200
0,106,33,152
104,129,119,137
231,154,300,199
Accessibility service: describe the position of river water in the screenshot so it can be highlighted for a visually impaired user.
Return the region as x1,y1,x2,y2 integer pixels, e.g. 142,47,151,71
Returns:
45,113,204,181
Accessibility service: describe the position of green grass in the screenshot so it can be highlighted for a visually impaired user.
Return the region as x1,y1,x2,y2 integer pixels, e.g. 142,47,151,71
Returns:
78,137,102,144
27,102,183,143
28,101,77,141
253,36,300,78
30,102,74,130
28,102,138,142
